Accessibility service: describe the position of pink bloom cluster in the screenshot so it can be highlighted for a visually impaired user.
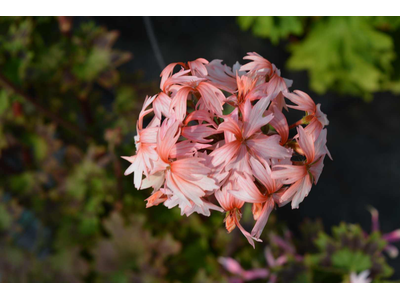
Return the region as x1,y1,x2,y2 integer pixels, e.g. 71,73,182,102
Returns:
123,52,331,247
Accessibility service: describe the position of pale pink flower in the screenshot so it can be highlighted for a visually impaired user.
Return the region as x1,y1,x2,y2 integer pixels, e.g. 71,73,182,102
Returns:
215,181,261,248
229,157,283,239
181,124,217,143
272,126,328,208
122,96,160,189
350,270,371,283
169,140,211,160
210,98,291,173
160,61,186,92
181,108,219,143
284,90,329,140
206,59,241,93
169,80,225,120
150,118,220,213
188,58,209,77
252,66,292,104
163,68,204,93
240,52,273,77
153,92,172,120
233,73,265,106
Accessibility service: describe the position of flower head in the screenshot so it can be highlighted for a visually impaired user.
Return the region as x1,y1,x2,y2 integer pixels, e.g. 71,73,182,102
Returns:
123,52,330,246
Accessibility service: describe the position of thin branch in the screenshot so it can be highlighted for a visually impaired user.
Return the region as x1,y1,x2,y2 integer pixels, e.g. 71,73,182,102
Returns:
0,73,92,142
143,16,165,71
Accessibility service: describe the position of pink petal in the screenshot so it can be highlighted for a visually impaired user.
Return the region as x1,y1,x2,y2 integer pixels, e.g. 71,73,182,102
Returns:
243,97,273,138
247,134,292,161
182,124,217,143
290,175,312,209
228,174,266,203
210,140,241,168
267,104,289,145
197,82,225,116
205,59,238,93
234,213,262,248
170,86,192,121
251,198,275,239
309,155,325,184
188,58,209,77
249,156,275,194
240,52,272,75
157,119,180,163
272,165,307,184
284,90,316,113
160,62,185,91
154,92,171,120
297,126,315,164
218,117,243,139
170,140,211,159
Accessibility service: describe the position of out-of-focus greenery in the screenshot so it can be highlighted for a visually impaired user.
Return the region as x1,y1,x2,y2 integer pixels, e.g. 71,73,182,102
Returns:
238,16,400,101
304,222,393,282
221,219,397,283
0,17,398,283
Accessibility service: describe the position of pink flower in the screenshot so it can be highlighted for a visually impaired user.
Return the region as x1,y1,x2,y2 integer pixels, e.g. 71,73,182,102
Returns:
153,92,172,120
122,96,160,189
233,73,264,106
272,126,329,209
229,157,283,239
284,90,329,140
206,59,242,93
188,58,209,77
210,98,291,174
160,61,186,92
240,52,273,77
148,119,220,215
215,181,261,248
169,80,226,120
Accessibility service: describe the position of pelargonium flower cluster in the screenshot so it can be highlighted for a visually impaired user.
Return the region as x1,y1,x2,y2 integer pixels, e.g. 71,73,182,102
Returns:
123,52,331,247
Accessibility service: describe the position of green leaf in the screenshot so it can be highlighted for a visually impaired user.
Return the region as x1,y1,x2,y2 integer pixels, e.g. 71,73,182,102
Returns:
73,48,110,82
238,16,304,45
331,248,372,273
287,16,396,100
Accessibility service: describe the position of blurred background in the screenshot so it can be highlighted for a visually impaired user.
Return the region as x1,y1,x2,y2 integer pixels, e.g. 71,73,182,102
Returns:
0,16,400,283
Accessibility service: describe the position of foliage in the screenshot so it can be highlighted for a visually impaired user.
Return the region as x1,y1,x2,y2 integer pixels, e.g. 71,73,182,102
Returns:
305,222,393,282
237,16,400,100
238,16,305,45
220,219,397,283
